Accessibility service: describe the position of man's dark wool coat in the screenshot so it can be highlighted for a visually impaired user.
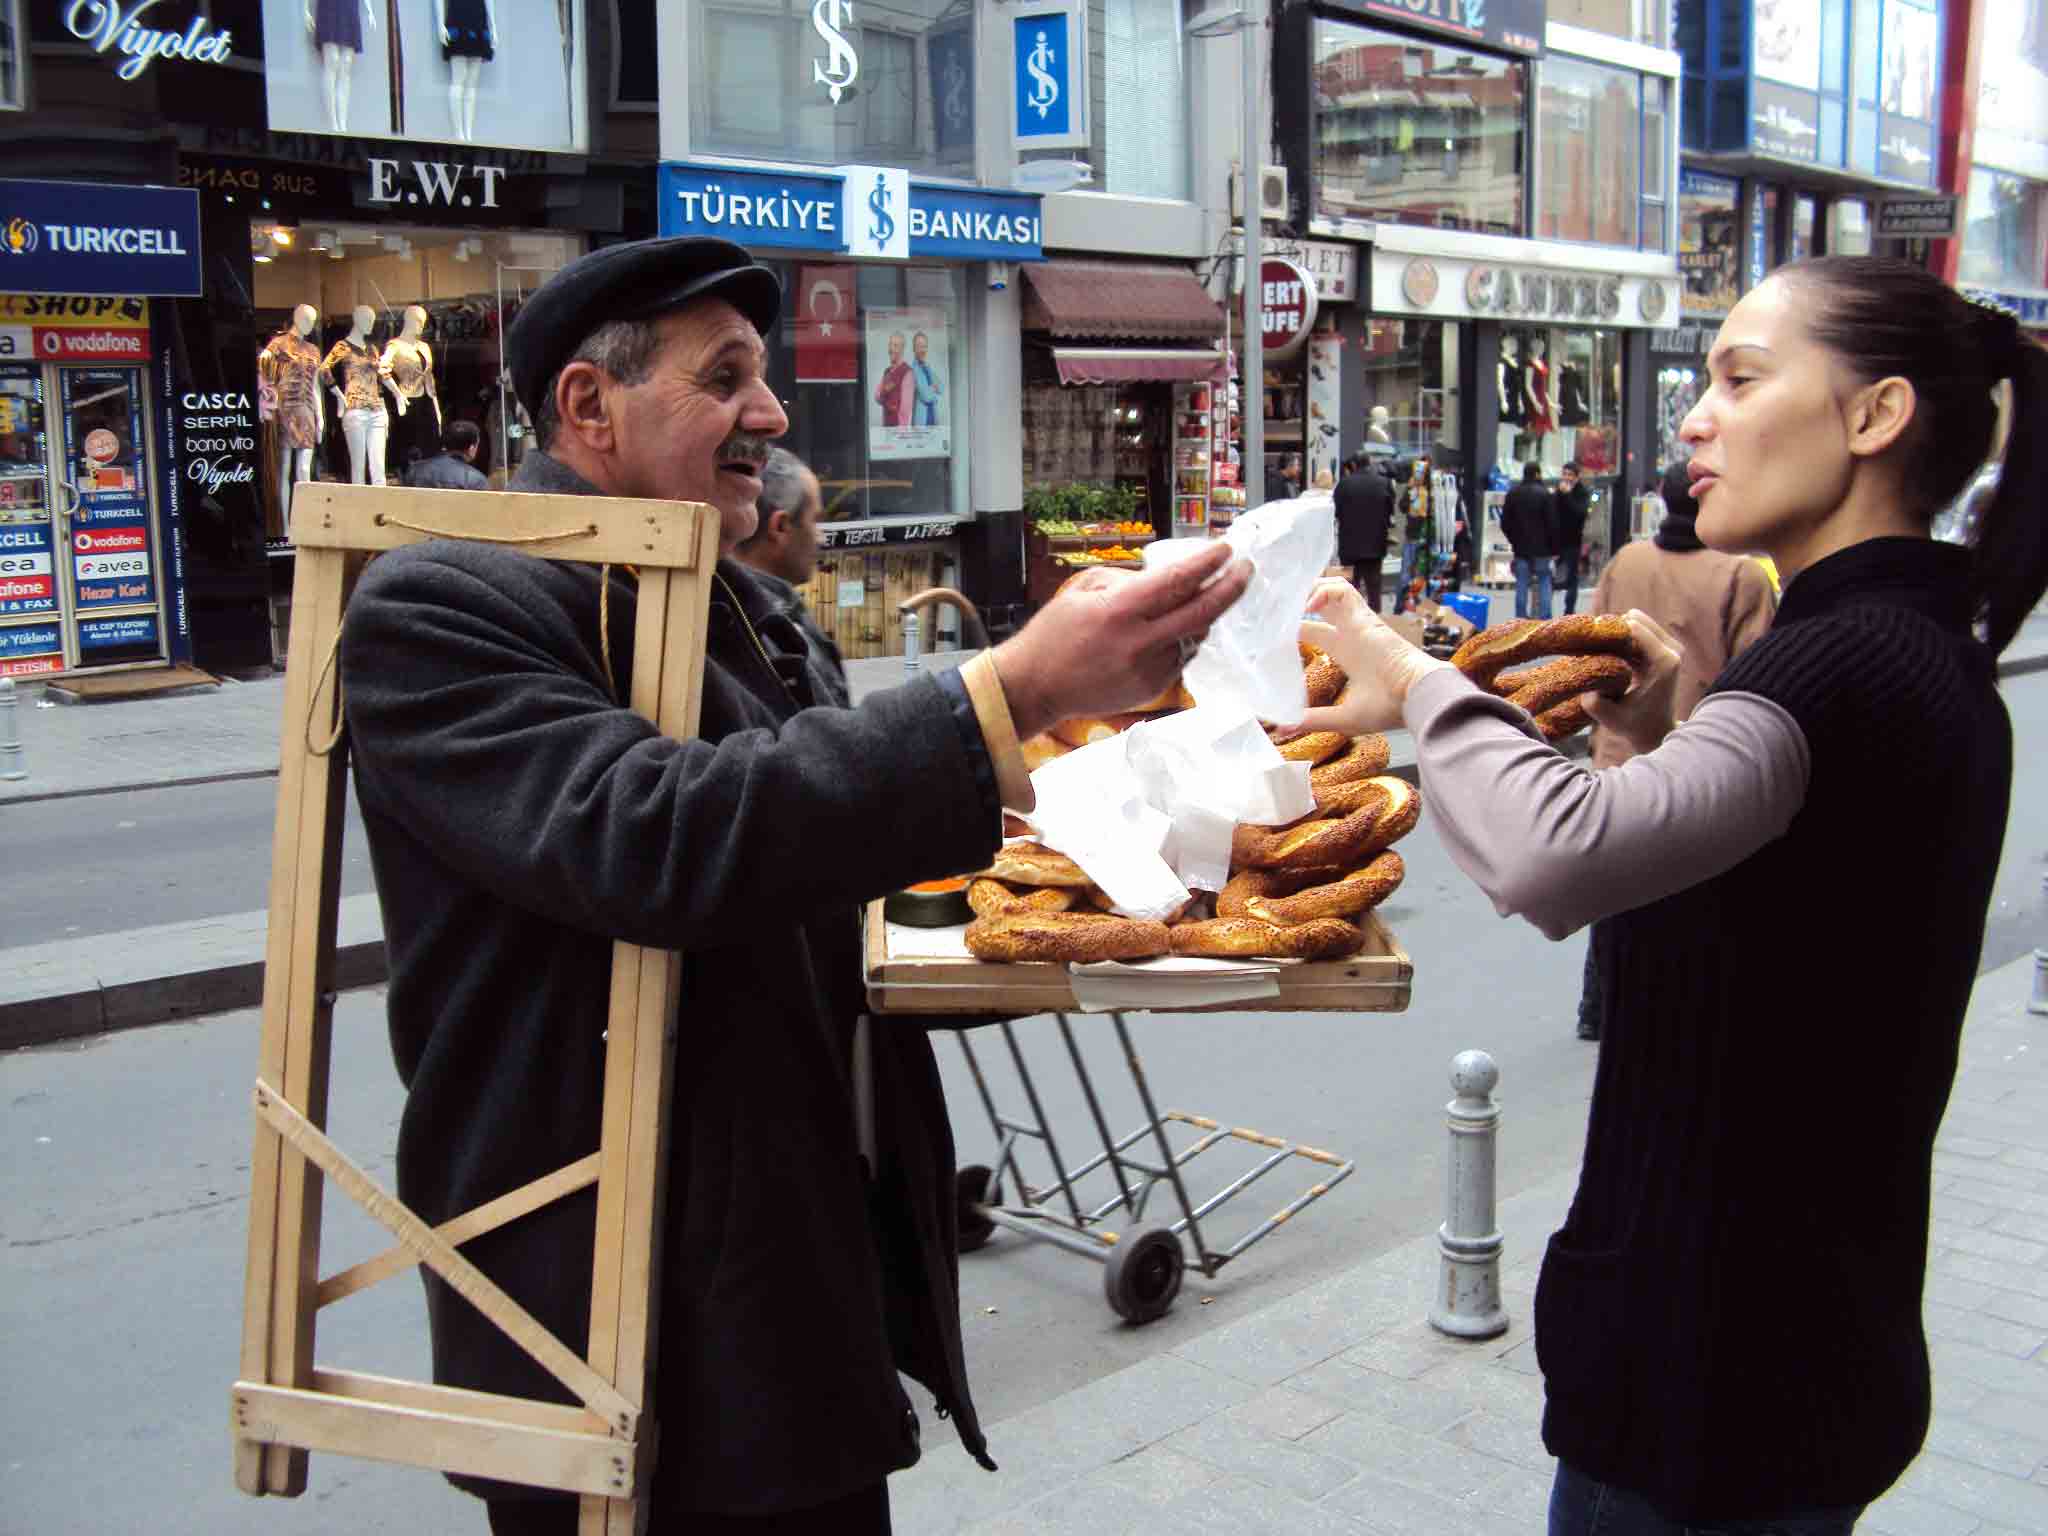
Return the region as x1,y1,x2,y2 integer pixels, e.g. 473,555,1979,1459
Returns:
1500,478,1560,561
1333,465,1394,563
339,451,1000,1516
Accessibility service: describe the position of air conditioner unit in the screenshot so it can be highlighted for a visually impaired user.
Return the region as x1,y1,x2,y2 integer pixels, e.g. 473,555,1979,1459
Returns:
1231,163,1290,223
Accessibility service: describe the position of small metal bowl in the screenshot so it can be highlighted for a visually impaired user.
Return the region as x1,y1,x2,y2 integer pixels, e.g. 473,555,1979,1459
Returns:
884,885,974,928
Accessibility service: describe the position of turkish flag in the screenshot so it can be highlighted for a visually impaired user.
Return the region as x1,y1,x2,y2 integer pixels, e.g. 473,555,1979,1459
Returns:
794,265,859,383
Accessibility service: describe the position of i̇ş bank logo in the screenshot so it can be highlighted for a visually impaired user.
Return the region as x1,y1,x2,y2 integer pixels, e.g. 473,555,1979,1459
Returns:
4,217,40,256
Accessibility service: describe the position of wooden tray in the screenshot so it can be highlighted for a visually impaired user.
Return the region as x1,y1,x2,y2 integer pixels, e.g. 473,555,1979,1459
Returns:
864,903,1412,1016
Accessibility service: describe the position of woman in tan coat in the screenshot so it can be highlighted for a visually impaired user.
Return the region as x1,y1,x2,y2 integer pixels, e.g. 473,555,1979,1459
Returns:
1574,459,1775,1037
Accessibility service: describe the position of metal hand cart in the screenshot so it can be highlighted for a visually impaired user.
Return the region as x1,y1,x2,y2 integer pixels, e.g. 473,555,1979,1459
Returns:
863,906,1412,1323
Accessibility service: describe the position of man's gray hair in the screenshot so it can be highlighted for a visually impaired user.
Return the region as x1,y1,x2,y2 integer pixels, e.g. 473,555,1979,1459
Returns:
532,317,667,449
757,446,810,518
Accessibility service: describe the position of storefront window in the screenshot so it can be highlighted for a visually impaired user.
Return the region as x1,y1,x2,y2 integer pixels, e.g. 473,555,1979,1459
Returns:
246,222,587,542
1538,55,1641,248
1641,77,1669,251
1492,326,1622,488
1310,18,1527,237
1961,168,2047,289
1019,0,1190,199
690,0,977,175
1361,317,1457,461
765,261,969,523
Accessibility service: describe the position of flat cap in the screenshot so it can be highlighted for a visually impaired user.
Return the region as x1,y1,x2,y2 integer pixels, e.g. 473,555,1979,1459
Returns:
504,235,782,421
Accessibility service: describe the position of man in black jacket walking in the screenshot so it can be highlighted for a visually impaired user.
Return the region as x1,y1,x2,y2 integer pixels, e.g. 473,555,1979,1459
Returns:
734,445,849,706
1333,453,1394,611
1551,460,1591,614
339,236,1249,1535
1500,460,1557,619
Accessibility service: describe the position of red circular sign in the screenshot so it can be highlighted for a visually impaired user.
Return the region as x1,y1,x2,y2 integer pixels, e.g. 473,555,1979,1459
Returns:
1259,257,1319,360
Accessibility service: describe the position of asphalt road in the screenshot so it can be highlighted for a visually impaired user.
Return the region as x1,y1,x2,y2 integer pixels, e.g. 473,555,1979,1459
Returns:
2,672,2044,1532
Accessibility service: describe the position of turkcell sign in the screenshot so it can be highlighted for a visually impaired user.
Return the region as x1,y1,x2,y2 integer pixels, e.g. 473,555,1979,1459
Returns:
660,164,1044,264
0,523,56,615
0,622,62,659
0,179,202,297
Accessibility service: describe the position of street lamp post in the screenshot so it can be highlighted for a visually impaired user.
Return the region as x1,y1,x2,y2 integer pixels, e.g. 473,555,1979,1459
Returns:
1189,3,1265,510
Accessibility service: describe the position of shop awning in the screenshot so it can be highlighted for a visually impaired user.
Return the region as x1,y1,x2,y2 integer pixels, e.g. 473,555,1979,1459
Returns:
1052,348,1226,385
1022,260,1225,341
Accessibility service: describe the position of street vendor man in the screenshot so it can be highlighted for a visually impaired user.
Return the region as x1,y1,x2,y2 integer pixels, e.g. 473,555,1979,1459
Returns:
337,235,1251,1535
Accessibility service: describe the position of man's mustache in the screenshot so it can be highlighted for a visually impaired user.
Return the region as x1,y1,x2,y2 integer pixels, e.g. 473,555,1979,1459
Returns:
719,433,772,470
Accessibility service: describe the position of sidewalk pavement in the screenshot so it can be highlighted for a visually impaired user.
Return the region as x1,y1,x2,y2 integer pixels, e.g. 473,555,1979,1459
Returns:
3,599,2046,1048
882,952,2048,1536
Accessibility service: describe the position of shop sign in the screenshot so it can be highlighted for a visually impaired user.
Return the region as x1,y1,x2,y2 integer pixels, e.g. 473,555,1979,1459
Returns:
0,525,57,617
367,159,509,212
61,1,235,81
176,390,260,499
1752,83,1820,162
1875,196,1958,238
0,621,64,676
1013,1,1089,151
0,180,201,298
1246,239,1358,303
1260,258,1318,359
929,19,976,160
78,614,159,651
660,164,1044,263
1649,322,1715,356
1465,264,1621,321
1328,0,1546,57
1371,245,1678,330
812,0,861,104
817,518,963,549
0,294,151,363
1963,287,2048,329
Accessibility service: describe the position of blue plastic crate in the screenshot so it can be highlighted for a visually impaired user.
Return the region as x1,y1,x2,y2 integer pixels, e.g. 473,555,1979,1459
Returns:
1440,591,1491,632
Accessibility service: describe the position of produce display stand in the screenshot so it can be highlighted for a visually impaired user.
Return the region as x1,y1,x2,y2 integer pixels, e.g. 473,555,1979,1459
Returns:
232,482,721,1536
865,906,1412,1322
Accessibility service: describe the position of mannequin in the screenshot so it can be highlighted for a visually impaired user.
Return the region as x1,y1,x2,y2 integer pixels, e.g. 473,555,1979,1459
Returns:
1366,404,1392,445
1497,335,1523,425
258,303,324,537
1523,334,1554,439
307,0,376,135
322,305,388,486
438,0,497,142
381,305,442,470
1558,359,1590,426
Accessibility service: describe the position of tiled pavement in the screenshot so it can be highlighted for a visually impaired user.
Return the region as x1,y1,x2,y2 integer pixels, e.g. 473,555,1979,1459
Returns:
883,952,2048,1535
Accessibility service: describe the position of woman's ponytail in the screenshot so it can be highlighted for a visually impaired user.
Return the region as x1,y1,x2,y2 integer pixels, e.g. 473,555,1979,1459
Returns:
1972,332,2048,658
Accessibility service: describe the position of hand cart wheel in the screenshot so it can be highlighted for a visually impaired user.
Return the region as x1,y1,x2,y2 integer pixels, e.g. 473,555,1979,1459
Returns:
956,1164,1000,1254
1103,1225,1184,1324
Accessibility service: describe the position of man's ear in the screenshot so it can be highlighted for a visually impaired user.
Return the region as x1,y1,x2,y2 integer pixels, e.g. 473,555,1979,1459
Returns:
1846,375,1916,460
552,361,614,454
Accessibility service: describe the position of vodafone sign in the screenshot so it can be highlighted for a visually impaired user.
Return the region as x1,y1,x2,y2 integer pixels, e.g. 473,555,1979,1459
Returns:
1260,258,1318,360
74,526,147,554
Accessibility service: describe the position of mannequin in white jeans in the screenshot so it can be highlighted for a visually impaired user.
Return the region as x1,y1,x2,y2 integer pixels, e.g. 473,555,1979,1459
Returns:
321,304,388,485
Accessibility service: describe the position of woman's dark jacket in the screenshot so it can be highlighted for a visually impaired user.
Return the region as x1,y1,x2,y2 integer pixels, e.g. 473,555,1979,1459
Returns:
339,452,1001,1515
1542,539,2010,1518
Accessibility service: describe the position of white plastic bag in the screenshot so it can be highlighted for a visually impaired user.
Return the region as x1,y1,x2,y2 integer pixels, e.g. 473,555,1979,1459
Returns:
1144,495,1335,726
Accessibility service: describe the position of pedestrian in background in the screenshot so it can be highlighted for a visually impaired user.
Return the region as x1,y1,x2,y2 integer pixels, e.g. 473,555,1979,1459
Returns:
1571,457,1775,1040
1391,457,1431,613
1551,460,1590,613
733,446,850,706
1334,451,1394,612
1296,254,2047,1535
402,419,489,491
1499,460,1557,619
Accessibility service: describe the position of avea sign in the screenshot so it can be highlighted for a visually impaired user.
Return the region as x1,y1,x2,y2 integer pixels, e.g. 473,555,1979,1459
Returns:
64,1,235,81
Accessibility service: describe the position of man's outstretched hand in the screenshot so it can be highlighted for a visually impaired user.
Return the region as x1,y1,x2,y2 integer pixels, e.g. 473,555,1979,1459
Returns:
991,542,1253,741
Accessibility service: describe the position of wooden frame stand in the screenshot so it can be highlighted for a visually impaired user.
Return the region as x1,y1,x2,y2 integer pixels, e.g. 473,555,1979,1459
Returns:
232,483,722,1534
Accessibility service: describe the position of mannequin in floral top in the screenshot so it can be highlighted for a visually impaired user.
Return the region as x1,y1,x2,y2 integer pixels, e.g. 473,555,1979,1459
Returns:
322,304,388,485
259,303,324,535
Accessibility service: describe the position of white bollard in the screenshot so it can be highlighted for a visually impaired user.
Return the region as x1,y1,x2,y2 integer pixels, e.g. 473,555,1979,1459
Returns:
1429,1049,1508,1339
902,608,922,675
0,677,26,781
2031,873,2048,1017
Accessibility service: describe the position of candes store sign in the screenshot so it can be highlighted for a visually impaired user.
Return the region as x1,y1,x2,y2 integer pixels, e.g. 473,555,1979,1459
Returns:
62,0,236,81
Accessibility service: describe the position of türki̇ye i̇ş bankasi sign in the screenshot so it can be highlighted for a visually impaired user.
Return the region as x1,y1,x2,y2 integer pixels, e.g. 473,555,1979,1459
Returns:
659,164,1045,264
